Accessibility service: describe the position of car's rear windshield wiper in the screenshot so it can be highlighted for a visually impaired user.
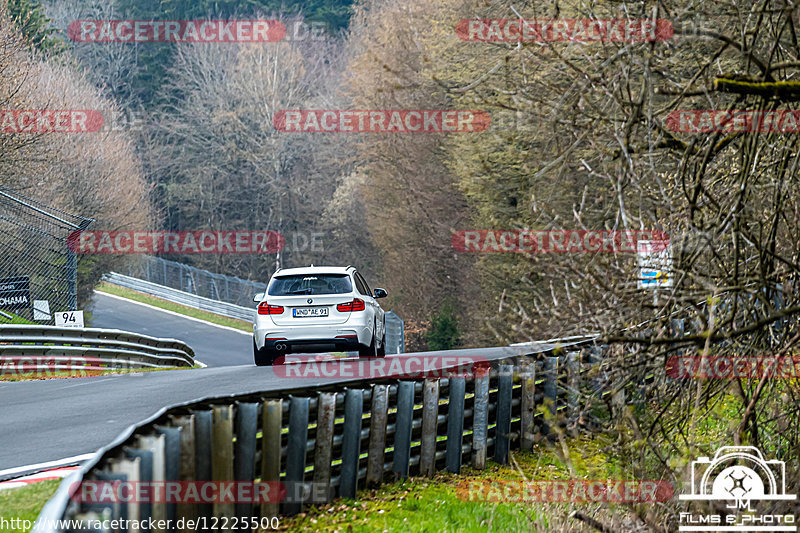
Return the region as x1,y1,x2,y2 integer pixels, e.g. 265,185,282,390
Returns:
287,289,313,295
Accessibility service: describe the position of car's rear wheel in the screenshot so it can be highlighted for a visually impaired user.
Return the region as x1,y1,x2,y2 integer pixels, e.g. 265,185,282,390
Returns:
358,333,377,358
376,327,386,358
254,340,278,366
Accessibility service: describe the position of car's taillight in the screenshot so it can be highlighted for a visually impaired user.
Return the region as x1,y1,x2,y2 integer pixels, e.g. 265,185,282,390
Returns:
258,302,284,315
336,298,365,312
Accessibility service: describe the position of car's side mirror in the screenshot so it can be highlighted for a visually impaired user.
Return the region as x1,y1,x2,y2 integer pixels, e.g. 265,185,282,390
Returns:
373,288,388,299
253,292,265,303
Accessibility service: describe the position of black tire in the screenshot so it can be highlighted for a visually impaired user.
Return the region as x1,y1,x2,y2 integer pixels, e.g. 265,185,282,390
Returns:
358,333,377,358
253,341,278,366
376,327,386,358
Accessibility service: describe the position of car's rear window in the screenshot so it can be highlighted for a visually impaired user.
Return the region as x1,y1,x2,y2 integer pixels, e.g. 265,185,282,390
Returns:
268,274,353,296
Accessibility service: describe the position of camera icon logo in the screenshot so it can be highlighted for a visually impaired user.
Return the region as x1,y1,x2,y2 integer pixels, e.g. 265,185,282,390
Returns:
680,446,795,509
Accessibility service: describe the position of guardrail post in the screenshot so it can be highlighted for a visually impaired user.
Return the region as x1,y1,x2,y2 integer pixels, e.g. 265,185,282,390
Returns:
313,393,336,503
494,364,512,464
261,399,282,519
235,402,258,524
472,369,489,469
284,396,309,515
193,409,213,519
124,446,153,530
392,381,414,478
110,457,141,530
154,426,181,529
212,405,235,519
542,357,558,437
142,435,166,528
366,385,388,488
566,352,580,432
520,361,536,451
340,389,364,499
420,379,440,477
445,377,466,473
168,414,197,529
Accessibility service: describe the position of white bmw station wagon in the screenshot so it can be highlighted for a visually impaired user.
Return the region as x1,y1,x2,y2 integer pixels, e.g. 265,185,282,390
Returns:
252,265,388,366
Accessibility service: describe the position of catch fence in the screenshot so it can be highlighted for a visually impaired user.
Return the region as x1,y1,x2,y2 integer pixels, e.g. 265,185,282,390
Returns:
0,186,92,320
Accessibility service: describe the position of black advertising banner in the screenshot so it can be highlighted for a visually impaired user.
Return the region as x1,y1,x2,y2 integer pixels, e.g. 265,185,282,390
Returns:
0,276,31,308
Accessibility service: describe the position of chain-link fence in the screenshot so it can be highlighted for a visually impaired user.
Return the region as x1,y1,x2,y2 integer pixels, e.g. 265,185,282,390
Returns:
125,256,267,308
0,187,93,322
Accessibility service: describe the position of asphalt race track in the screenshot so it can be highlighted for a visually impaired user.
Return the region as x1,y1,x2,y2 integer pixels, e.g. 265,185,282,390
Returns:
89,291,253,367
0,290,561,475
0,342,533,473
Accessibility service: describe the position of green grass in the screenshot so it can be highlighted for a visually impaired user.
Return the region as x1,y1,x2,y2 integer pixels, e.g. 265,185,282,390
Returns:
0,479,61,532
0,312,35,324
278,437,658,532
95,282,252,332
0,363,195,382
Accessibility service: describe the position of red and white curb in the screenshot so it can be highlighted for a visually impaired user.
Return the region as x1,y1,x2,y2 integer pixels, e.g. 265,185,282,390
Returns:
0,466,79,491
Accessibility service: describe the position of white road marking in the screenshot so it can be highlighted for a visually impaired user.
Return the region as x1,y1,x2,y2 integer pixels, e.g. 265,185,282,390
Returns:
94,291,252,336
0,453,95,480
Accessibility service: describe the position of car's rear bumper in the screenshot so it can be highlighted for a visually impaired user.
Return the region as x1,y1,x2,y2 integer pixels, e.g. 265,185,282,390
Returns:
253,323,372,351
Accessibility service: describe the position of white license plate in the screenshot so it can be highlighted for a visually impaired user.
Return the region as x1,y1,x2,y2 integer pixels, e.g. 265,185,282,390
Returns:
293,307,329,318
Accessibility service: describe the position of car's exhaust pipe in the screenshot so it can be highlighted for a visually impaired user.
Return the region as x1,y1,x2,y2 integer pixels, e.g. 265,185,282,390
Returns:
275,343,287,351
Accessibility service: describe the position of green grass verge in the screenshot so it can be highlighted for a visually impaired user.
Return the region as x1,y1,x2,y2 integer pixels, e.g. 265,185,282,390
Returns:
278,436,656,532
95,282,252,332
0,479,61,532
0,363,196,382
0,312,35,325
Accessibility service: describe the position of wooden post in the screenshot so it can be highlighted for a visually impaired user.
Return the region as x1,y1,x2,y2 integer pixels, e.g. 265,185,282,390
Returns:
340,389,363,499
543,357,558,436
234,402,259,524
494,365,512,464
445,377,466,473
566,352,580,431
211,405,235,519
168,414,196,530
110,457,141,533
519,361,536,451
366,385,388,487
472,371,489,469
392,381,414,478
260,399,282,519
312,393,336,503
193,409,213,518
154,426,181,529
420,379,440,477
124,447,153,529
284,396,309,515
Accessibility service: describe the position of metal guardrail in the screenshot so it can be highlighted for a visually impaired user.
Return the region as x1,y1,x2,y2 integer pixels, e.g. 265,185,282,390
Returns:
0,325,195,372
102,272,256,322
125,256,269,309
36,338,601,531
384,311,405,354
